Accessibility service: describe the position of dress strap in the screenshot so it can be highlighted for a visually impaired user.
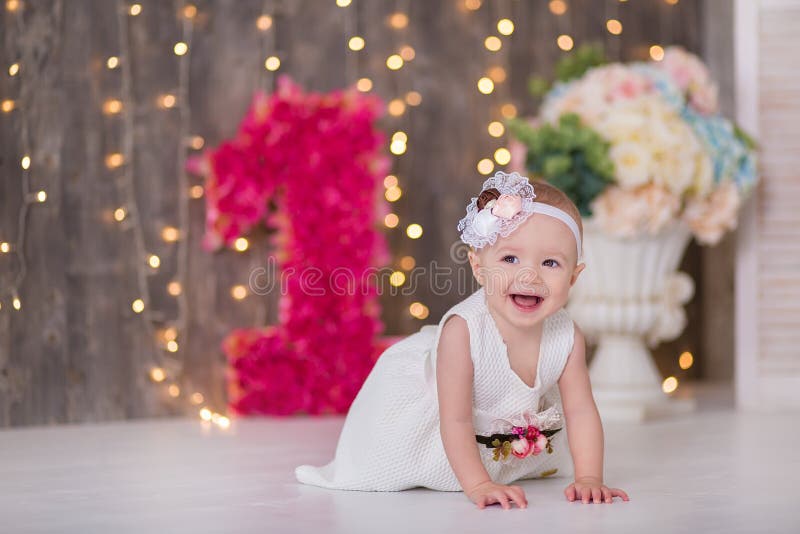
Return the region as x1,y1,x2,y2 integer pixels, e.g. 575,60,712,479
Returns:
537,308,575,388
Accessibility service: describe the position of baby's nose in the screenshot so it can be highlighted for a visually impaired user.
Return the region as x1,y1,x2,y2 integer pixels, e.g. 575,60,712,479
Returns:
516,267,541,284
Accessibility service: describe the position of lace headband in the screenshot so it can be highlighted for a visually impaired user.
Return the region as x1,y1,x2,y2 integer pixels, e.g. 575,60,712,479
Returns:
457,171,583,262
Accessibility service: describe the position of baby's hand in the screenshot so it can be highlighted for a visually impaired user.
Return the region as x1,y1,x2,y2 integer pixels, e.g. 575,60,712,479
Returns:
466,480,527,510
564,476,629,504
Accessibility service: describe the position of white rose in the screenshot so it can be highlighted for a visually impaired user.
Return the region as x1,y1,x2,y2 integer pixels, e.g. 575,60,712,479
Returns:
471,208,500,237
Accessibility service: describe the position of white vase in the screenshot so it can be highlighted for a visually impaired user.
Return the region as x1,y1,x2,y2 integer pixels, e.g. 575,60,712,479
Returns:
567,218,697,422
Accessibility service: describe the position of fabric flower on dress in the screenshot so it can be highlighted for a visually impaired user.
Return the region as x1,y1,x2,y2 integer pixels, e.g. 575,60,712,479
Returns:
475,406,563,463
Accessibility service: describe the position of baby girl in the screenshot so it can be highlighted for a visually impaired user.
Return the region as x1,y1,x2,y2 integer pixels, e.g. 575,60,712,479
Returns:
296,171,629,509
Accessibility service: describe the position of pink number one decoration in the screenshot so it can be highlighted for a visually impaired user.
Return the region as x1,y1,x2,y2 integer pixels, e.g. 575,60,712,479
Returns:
189,76,396,415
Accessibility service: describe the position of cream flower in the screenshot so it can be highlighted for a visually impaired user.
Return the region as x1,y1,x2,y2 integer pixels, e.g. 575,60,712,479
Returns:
609,141,652,189
591,184,680,237
683,181,742,245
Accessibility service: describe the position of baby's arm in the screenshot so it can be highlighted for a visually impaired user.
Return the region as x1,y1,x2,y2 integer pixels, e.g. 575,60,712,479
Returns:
558,324,629,503
436,316,526,509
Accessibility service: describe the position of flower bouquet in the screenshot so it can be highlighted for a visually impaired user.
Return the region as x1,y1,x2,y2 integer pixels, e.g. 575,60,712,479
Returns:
507,45,758,421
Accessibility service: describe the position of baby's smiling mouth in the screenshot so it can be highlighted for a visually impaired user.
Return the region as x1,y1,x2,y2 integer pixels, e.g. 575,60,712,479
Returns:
510,293,544,309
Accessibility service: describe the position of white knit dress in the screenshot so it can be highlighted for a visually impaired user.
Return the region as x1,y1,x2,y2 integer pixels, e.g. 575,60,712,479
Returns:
295,287,576,491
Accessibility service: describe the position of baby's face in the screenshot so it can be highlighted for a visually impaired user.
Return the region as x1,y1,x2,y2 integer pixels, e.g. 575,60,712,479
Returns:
468,213,584,330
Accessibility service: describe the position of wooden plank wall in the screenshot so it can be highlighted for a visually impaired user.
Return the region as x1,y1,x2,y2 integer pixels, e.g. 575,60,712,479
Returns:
756,4,800,380
0,0,702,427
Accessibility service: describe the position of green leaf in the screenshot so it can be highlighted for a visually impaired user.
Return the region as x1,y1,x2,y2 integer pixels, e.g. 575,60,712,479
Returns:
528,75,551,98
555,43,608,83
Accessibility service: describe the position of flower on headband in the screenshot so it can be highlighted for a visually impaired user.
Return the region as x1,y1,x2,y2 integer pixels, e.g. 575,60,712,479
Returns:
457,171,537,249
492,194,523,219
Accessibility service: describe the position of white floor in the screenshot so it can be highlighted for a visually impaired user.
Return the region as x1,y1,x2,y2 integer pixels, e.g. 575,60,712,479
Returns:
1,382,797,534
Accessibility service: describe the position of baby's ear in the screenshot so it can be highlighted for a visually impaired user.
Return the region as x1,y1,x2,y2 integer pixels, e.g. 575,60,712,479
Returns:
467,249,483,284
570,263,586,287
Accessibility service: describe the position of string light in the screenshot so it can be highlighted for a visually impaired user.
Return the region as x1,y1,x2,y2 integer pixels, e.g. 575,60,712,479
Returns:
348,36,365,51
392,131,407,143
409,302,429,319
679,351,694,369
147,254,160,269
500,103,517,118
405,91,421,106
129,3,142,16
256,14,273,31
8,62,19,76
189,185,204,199
662,376,678,393
234,237,249,252
12,296,21,310
484,36,502,52
189,135,204,149
606,19,622,35
132,299,145,313
388,12,409,29
161,226,180,242
162,327,177,341
389,271,406,287
665,0,679,4
383,175,398,188
191,392,204,405
406,224,423,239
168,384,181,397
386,54,404,70
199,407,212,420
487,66,506,83
102,98,123,114
649,44,665,61
384,213,399,228
6,0,20,12
477,158,494,175
464,0,481,11
477,77,494,94
336,0,351,7
174,42,188,56
399,256,415,270
488,121,505,137
557,34,574,51
264,55,280,71
399,45,415,61
549,0,567,15
1,99,15,113
231,285,248,300
20,155,30,170
387,99,406,116
497,19,514,36
166,340,179,353
167,281,182,296
385,186,402,202
158,93,177,108
114,208,127,222
494,148,511,165
0,242,10,253
106,56,120,69
105,152,124,168
390,136,407,155
35,190,46,203
356,77,372,92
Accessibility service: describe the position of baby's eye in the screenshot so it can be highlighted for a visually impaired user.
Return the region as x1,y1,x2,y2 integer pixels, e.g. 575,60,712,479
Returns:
543,259,560,268
502,255,519,264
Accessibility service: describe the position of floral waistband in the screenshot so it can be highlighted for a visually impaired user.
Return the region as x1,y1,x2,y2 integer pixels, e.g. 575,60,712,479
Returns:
474,406,563,462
